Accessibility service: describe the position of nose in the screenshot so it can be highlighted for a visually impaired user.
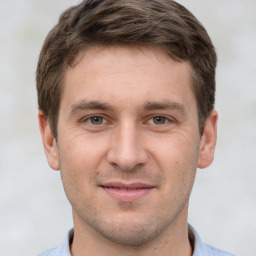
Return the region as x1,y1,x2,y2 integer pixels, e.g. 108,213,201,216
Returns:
107,122,149,171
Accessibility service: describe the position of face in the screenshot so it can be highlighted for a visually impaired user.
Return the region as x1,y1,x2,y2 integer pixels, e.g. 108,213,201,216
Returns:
39,45,217,247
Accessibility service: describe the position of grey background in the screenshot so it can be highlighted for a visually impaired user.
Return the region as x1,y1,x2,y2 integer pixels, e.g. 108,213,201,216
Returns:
0,0,255,255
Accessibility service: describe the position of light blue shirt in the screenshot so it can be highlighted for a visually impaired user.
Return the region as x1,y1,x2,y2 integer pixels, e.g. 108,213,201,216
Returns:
37,224,236,256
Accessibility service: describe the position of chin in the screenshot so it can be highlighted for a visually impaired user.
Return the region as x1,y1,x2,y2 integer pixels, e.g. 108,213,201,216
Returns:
88,212,170,246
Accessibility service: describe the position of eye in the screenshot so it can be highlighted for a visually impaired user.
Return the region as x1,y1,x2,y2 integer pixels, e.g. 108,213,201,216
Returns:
88,116,105,125
150,116,168,125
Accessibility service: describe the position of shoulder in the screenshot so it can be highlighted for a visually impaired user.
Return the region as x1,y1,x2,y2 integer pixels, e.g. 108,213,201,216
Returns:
202,243,236,256
37,244,71,256
189,224,236,256
37,229,73,256
37,247,60,256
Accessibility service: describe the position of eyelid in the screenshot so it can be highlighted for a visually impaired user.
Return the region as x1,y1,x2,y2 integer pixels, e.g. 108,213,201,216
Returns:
79,114,176,126
81,114,109,124
145,115,175,124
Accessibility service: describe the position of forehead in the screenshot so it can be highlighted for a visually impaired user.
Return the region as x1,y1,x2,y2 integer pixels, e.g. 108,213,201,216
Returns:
70,45,191,76
61,45,195,111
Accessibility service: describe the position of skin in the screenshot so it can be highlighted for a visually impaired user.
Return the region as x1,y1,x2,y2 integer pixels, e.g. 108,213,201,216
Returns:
39,45,217,256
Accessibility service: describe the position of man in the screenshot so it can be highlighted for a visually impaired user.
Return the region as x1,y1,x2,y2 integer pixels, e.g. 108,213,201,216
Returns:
36,0,235,255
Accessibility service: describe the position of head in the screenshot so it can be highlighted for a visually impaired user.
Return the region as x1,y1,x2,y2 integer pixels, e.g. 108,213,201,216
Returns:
36,0,217,138
37,0,218,252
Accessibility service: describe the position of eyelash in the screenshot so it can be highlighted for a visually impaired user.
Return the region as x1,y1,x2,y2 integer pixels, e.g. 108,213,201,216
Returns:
146,115,173,125
81,115,174,126
81,115,108,125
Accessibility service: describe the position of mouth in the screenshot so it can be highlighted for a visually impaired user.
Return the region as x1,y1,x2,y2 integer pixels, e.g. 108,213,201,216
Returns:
99,182,155,202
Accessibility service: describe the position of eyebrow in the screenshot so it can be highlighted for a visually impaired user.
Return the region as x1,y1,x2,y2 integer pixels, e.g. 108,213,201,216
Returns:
69,100,114,116
69,99,186,116
143,100,186,114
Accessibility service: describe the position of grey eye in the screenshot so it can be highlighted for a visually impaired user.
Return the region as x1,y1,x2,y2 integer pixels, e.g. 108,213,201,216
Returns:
152,116,167,124
90,116,104,125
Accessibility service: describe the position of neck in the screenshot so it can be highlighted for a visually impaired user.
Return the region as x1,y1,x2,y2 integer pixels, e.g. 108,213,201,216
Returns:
70,208,192,256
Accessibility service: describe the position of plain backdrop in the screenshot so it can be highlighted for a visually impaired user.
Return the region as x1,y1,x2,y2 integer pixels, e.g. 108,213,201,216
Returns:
0,0,255,255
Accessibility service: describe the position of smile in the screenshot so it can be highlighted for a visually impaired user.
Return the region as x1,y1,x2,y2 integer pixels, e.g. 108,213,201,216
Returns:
100,182,155,202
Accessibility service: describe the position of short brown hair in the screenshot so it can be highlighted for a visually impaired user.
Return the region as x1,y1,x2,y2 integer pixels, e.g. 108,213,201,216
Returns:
36,0,217,137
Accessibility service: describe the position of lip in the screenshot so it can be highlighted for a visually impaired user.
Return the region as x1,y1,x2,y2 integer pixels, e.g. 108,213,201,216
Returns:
100,182,155,202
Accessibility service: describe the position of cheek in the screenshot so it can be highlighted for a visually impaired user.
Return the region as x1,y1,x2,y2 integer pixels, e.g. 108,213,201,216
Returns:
57,136,107,193
59,133,108,168
151,133,199,164
149,134,199,185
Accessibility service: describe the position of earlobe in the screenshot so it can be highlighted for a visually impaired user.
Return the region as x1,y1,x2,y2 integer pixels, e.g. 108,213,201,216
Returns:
38,111,60,170
197,110,218,169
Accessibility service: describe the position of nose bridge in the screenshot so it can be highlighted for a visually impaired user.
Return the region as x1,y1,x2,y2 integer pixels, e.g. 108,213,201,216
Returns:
107,121,148,170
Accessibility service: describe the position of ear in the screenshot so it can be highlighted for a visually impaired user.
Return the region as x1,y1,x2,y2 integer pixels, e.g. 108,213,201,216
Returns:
38,111,60,170
197,110,218,169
